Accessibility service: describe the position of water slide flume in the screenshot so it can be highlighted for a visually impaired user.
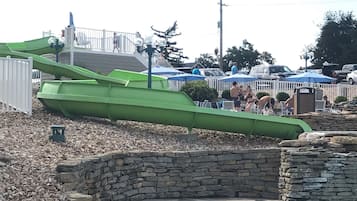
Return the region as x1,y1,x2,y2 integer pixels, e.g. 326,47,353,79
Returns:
37,80,311,139
0,37,312,139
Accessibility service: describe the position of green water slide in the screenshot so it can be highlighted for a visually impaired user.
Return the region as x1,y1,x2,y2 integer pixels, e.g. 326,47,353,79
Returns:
0,37,168,89
0,37,312,139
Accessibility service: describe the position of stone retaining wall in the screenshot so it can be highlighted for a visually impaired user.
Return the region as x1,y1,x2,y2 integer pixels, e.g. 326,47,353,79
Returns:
57,149,280,201
279,132,357,201
294,112,357,131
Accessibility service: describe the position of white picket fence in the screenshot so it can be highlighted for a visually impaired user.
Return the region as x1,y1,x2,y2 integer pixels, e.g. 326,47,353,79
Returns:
169,79,357,102
0,57,33,115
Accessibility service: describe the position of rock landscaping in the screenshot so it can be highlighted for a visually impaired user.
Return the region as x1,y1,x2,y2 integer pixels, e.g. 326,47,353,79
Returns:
0,94,280,201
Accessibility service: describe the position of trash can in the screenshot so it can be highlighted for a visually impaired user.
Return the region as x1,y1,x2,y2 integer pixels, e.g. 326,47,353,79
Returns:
294,87,315,115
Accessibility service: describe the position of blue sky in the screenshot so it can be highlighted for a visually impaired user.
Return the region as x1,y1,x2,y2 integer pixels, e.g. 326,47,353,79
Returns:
1,0,357,69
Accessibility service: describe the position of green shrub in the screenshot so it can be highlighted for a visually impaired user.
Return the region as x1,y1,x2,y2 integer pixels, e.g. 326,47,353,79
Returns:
221,89,231,100
353,96,357,101
276,92,290,102
256,92,270,99
180,80,218,102
334,96,347,104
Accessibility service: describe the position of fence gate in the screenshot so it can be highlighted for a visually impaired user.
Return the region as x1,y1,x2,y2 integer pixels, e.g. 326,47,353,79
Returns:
0,56,33,115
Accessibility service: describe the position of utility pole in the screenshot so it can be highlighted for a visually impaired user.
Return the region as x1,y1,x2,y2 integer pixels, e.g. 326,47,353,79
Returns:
218,0,227,70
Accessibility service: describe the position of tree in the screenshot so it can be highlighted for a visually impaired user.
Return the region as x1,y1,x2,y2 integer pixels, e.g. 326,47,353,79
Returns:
222,39,275,72
196,53,218,68
259,51,275,64
151,21,188,67
312,11,357,67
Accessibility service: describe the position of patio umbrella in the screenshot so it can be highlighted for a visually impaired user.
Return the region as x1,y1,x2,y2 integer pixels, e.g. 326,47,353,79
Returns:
141,66,183,76
167,73,205,81
69,12,75,30
286,72,335,83
219,73,257,83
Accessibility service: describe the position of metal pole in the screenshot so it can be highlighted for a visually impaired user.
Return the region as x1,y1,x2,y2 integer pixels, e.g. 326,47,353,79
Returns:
219,0,223,70
55,39,59,63
304,52,308,72
147,44,153,89
305,57,308,72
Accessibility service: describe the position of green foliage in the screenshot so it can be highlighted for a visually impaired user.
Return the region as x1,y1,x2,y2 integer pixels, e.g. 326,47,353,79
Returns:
334,96,348,103
196,53,218,68
222,39,275,71
276,92,290,102
312,11,357,67
221,89,231,100
353,96,357,100
256,92,270,99
151,21,188,67
180,81,218,102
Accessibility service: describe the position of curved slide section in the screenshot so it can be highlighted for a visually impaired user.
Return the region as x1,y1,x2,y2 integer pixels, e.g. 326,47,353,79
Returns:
38,81,312,139
0,37,167,88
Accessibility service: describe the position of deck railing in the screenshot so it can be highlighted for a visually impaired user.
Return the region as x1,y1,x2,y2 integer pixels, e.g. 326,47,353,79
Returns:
62,26,169,68
0,57,33,115
63,27,137,54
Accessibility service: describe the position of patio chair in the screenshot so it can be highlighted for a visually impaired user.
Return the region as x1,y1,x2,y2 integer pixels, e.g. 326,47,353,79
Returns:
76,32,91,48
279,101,292,115
315,100,326,112
201,100,212,108
193,101,200,106
222,101,234,111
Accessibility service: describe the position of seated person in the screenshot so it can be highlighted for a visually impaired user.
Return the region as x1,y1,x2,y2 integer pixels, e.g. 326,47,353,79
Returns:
323,95,332,108
245,99,259,113
257,96,275,110
285,95,295,113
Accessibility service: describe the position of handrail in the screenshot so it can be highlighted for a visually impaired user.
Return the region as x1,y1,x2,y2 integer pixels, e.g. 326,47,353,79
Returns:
62,26,170,69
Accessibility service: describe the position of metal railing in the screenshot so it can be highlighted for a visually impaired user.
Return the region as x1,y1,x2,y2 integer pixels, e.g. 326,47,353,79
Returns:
62,26,169,68
32,69,41,83
170,79,357,102
63,27,137,54
0,57,33,115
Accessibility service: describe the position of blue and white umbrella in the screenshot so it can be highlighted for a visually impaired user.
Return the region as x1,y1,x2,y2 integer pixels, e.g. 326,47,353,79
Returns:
69,12,75,30
286,72,335,83
167,73,205,81
141,66,183,76
219,73,257,83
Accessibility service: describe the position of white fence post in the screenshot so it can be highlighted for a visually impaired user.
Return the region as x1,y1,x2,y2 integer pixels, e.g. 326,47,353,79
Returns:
0,56,32,115
102,29,106,51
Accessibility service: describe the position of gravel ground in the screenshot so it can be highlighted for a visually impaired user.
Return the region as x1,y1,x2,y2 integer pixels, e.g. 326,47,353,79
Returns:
0,89,280,201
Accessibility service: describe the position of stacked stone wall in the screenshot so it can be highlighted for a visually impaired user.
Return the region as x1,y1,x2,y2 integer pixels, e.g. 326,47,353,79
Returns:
57,149,280,201
295,112,357,131
279,132,357,201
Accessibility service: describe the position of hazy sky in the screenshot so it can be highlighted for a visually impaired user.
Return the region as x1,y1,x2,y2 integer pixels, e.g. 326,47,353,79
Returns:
1,0,357,69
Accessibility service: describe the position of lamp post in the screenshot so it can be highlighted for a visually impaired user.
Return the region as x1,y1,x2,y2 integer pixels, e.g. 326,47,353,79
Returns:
300,52,312,72
136,36,165,89
49,37,64,63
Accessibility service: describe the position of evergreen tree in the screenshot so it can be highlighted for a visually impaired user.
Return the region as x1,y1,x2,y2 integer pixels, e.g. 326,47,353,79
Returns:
151,21,188,67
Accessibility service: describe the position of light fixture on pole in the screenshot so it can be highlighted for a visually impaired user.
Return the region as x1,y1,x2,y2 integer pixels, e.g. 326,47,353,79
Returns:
135,35,165,89
300,51,312,72
48,37,64,63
